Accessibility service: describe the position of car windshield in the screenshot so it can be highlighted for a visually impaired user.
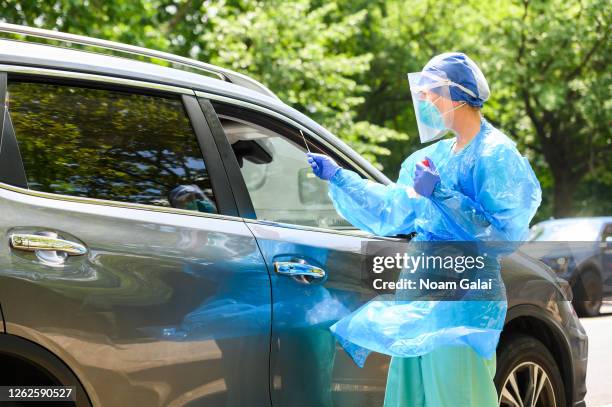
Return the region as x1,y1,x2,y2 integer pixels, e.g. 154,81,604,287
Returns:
529,220,602,241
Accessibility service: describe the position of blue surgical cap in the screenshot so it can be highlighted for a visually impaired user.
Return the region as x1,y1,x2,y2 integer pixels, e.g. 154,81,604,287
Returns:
423,52,490,108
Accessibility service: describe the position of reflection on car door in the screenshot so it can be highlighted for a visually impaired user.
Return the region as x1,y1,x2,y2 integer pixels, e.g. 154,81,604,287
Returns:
208,100,398,407
0,78,271,406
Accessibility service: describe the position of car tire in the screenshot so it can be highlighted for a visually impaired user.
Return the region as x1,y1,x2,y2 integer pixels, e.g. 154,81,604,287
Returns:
572,270,602,317
495,334,566,407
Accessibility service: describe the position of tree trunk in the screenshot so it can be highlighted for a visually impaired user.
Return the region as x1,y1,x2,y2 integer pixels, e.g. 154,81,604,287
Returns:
552,173,578,218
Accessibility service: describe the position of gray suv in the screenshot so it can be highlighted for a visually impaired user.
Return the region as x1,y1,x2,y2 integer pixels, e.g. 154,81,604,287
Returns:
0,23,587,407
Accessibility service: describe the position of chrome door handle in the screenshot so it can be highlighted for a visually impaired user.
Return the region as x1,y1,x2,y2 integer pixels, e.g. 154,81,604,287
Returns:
274,261,326,279
9,233,87,255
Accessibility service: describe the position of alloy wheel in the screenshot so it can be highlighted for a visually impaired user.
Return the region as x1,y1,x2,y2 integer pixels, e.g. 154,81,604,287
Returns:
499,361,557,407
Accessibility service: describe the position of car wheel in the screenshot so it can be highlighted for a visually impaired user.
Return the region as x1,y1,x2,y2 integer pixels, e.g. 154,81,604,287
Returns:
572,270,602,317
495,334,566,407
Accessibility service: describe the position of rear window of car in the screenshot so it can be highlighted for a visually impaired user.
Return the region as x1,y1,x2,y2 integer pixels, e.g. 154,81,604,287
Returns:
7,81,217,213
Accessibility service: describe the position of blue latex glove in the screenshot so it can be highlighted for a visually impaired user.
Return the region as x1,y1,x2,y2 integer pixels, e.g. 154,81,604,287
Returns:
413,157,440,198
307,153,341,181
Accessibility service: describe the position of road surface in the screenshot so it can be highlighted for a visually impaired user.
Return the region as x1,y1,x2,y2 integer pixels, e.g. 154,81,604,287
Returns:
582,302,612,407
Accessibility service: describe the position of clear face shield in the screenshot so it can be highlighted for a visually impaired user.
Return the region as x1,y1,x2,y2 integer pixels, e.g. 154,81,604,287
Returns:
408,71,462,143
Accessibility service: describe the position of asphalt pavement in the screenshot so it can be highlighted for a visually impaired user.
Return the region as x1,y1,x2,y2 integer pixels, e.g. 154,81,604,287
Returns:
582,302,612,407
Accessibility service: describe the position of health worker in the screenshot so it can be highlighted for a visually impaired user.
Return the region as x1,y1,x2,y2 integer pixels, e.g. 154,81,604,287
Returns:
306,52,542,406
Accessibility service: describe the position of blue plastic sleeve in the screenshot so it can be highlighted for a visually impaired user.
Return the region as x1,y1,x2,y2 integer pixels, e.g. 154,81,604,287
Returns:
429,145,541,242
328,168,418,236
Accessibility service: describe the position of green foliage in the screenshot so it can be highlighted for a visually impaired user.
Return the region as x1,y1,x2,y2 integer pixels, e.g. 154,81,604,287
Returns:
337,0,610,218
201,0,407,167
1,0,609,218
481,0,611,218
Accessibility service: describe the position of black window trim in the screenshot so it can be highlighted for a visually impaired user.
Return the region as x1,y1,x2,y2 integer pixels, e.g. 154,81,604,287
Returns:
0,72,4,134
199,98,256,219
182,95,238,217
0,71,239,218
0,72,28,188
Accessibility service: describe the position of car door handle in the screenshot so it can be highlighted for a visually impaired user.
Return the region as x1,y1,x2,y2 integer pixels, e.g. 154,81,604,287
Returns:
9,233,87,256
274,261,326,279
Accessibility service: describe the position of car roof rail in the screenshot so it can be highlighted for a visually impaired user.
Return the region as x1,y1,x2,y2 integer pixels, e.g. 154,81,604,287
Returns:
0,22,279,100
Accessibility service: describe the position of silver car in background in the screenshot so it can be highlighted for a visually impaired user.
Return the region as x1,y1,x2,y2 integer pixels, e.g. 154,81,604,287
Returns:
529,217,612,317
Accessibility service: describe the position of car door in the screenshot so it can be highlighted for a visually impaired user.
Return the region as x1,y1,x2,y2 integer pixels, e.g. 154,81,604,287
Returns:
0,72,271,406
198,96,405,407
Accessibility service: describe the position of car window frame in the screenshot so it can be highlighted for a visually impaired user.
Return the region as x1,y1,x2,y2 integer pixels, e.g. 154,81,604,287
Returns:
197,94,392,237
0,67,239,218
0,72,27,188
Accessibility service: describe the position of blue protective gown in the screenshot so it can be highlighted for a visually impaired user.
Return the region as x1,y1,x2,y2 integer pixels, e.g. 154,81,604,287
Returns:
327,118,541,406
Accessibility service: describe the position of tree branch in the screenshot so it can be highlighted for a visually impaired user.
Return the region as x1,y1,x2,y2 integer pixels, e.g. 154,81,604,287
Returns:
517,0,530,64
165,0,193,35
521,89,543,136
564,20,608,81
541,0,585,73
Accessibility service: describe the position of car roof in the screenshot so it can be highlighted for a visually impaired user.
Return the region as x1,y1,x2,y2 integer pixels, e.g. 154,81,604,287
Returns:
0,38,389,185
0,39,278,104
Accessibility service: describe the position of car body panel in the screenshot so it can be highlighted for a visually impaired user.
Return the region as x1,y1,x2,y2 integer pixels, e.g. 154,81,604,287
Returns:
603,223,612,295
245,220,393,406
0,301,5,332
0,184,272,406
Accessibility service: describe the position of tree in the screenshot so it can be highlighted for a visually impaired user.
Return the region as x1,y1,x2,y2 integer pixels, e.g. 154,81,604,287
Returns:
199,0,407,166
1,0,610,218
331,0,611,218
484,0,611,218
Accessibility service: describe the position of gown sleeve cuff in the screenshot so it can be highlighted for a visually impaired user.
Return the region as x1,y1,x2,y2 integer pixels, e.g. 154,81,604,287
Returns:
330,168,348,186
430,180,446,200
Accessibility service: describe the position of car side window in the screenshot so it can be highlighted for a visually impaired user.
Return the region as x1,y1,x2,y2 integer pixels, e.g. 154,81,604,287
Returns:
215,106,353,230
7,81,217,213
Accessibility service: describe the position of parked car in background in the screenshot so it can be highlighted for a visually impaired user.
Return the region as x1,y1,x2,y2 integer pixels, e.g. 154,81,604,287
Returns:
0,23,587,407
529,217,612,317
